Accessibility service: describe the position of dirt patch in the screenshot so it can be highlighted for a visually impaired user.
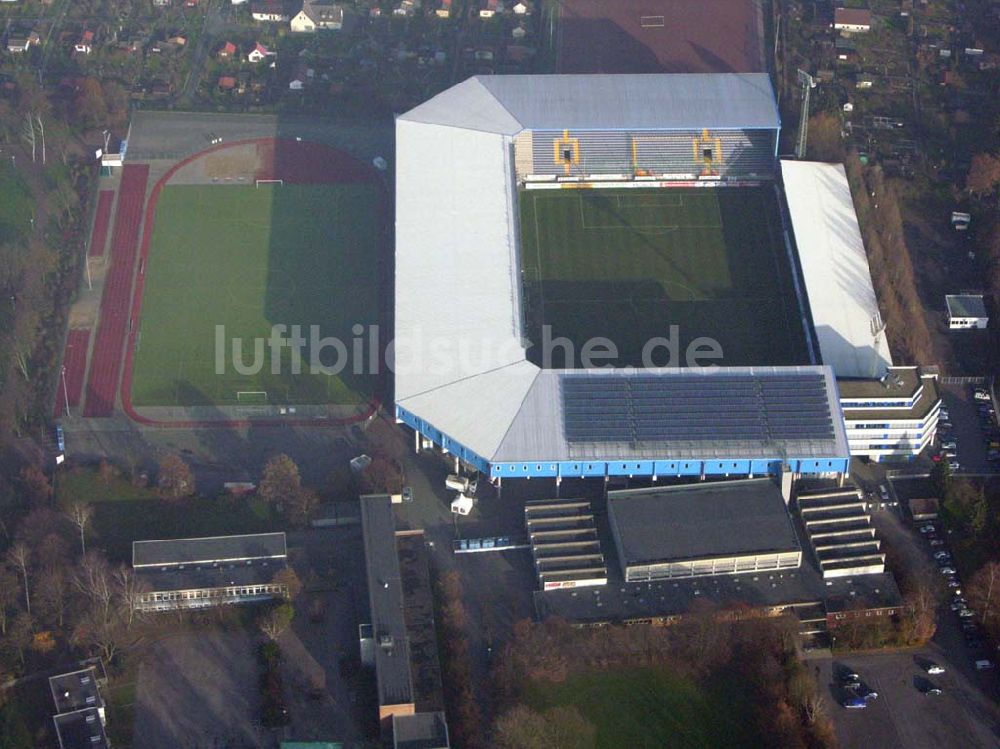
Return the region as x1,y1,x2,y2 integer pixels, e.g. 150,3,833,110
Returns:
557,0,765,74
134,630,268,749
168,142,260,185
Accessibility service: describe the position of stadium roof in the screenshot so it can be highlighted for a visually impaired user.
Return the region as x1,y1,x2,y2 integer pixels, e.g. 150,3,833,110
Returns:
399,74,781,133
781,160,894,379
395,76,848,477
607,479,801,565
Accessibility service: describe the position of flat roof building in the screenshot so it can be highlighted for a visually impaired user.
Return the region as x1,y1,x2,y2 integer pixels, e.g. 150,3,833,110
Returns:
946,294,989,330
132,532,289,611
393,712,450,749
53,708,109,749
49,667,109,749
608,479,801,581
361,495,449,747
838,366,941,462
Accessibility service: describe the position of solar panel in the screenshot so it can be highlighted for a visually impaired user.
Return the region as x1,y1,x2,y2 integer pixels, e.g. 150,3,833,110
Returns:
561,372,836,445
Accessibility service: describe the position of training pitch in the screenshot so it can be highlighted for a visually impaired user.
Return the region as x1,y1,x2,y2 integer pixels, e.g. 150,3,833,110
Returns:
130,183,380,407
520,186,810,368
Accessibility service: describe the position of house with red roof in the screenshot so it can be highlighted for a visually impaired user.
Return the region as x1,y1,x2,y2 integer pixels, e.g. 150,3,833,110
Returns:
247,42,275,62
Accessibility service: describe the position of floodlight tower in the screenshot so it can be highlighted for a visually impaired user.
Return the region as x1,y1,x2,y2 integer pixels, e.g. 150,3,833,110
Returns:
796,69,817,159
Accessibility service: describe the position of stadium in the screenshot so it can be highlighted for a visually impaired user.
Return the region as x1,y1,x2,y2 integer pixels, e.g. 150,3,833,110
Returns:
394,73,856,483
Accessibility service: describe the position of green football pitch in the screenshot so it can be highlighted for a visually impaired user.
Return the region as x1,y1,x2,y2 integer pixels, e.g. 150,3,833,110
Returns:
519,186,810,368
130,183,380,407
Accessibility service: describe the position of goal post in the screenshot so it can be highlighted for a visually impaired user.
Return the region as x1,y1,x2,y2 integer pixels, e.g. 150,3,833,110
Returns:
255,179,284,188
237,390,268,404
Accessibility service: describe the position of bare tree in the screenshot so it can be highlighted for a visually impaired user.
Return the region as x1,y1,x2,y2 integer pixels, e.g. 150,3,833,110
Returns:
258,602,294,641
21,113,35,163
36,567,69,629
113,565,148,630
35,113,45,166
967,561,1000,640
66,501,94,555
72,607,124,664
6,543,31,616
0,565,20,635
287,487,319,528
74,551,113,621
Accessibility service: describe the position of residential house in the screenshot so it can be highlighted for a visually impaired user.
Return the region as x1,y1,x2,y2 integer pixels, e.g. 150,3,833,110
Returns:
393,0,416,16
218,75,237,90
290,0,344,32
74,30,95,55
435,0,451,17
6,32,39,54
511,24,526,39
289,66,312,89
152,0,171,6
168,34,187,46
945,294,989,330
479,0,498,17
251,0,290,21
247,41,275,62
834,7,872,32
512,0,529,13
218,40,237,58
49,668,110,749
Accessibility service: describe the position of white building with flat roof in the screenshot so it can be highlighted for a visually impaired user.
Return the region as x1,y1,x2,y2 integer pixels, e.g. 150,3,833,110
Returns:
946,294,989,330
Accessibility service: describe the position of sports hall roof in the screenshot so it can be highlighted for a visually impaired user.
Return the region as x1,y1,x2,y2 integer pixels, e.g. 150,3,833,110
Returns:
780,160,894,379
395,76,847,475
607,479,801,565
399,74,781,133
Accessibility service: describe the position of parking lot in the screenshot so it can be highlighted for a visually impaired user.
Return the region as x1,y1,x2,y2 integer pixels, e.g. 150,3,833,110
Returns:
814,648,1000,748
935,383,998,475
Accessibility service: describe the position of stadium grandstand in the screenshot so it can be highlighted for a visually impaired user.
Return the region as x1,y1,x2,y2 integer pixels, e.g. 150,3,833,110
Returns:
394,74,852,484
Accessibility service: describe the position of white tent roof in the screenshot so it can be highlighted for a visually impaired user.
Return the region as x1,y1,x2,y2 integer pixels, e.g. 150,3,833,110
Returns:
781,160,893,379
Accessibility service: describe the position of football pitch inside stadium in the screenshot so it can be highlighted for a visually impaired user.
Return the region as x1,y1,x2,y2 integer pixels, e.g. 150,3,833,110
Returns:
130,183,380,407
519,187,811,368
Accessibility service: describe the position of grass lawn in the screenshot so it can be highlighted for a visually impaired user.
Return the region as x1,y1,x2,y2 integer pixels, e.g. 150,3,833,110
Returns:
56,470,279,562
525,666,760,749
519,187,809,368
0,160,34,244
131,183,381,407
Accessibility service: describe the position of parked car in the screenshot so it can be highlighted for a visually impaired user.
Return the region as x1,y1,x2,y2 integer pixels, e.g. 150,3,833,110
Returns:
842,696,868,709
947,580,962,592
941,440,957,450
925,663,945,675
930,539,947,547
948,462,961,472
974,659,994,670
934,551,951,560
958,608,975,618
974,390,990,401
878,485,890,501
940,567,957,575
401,486,413,503
919,524,936,534
922,686,943,696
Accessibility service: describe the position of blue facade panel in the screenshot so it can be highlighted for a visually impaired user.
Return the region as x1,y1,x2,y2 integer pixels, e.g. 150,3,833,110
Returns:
751,459,784,474
607,461,655,477
704,460,752,475
396,405,850,480
557,462,607,478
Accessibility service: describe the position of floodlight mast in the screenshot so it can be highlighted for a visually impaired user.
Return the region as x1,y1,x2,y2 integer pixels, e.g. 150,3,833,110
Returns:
796,69,817,159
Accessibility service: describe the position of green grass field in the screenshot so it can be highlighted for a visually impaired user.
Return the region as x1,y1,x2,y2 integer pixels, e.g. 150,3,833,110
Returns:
520,187,809,368
131,183,380,407
526,666,760,749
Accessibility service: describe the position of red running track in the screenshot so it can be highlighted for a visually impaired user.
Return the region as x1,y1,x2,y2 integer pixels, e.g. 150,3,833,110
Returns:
88,190,115,258
54,329,90,418
83,164,149,417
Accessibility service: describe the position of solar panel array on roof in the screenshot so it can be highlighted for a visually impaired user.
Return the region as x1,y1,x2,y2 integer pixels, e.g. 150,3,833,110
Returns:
562,373,835,445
